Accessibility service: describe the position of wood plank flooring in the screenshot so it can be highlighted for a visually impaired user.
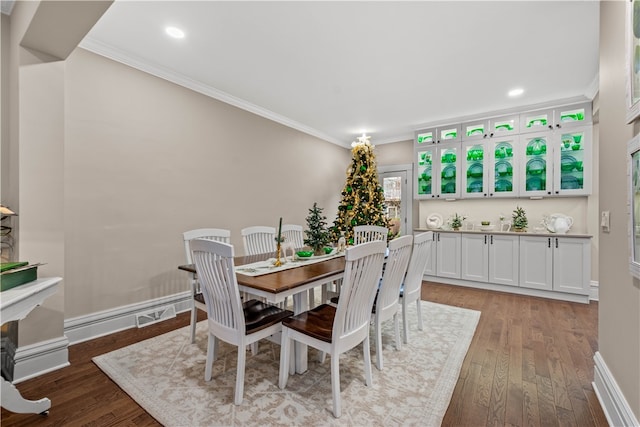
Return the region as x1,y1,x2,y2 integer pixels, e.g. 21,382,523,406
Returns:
1,282,608,426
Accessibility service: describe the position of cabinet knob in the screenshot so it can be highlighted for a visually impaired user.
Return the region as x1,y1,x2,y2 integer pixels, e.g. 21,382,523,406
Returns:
556,124,561,128
489,132,494,137
548,125,554,130
555,238,559,248
484,193,487,197
555,191,559,194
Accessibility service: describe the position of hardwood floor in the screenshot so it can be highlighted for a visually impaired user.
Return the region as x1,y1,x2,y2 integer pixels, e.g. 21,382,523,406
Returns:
1,282,608,426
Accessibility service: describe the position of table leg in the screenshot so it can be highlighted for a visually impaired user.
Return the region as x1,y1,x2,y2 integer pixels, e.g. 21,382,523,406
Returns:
1,377,50,415
292,291,309,373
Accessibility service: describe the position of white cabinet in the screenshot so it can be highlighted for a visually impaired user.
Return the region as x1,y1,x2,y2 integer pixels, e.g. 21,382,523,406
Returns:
415,143,461,199
519,235,590,295
426,232,461,278
520,127,592,197
519,102,592,134
461,114,519,141
462,135,519,198
461,233,519,286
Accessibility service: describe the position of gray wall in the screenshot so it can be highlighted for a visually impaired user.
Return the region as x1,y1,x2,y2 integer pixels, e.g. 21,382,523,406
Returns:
599,2,640,420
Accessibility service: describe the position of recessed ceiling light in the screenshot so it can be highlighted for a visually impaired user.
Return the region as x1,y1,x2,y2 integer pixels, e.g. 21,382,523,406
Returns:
165,26,185,39
508,88,524,97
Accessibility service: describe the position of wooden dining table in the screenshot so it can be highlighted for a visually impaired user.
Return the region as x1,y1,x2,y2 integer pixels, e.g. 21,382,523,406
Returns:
178,252,345,373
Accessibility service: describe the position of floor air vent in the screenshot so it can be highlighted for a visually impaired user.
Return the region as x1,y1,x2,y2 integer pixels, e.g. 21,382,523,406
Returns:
135,305,176,328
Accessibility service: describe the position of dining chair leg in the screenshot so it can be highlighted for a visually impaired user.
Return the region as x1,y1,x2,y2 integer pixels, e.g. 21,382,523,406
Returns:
363,335,373,387
416,299,424,331
278,330,291,389
402,301,410,344
330,353,341,418
393,313,402,351
205,334,215,381
235,342,247,405
375,321,383,370
250,342,258,355
190,305,198,344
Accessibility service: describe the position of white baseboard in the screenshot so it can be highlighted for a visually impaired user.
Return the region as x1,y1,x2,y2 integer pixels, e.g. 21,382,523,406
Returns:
593,351,640,427
64,291,193,345
11,335,70,384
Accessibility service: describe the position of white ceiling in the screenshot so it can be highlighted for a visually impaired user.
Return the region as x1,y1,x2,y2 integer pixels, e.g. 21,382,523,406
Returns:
79,1,600,148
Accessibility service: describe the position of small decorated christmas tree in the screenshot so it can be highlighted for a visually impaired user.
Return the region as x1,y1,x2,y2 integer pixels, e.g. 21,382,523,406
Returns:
512,206,528,231
330,135,390,245
304,202,331,255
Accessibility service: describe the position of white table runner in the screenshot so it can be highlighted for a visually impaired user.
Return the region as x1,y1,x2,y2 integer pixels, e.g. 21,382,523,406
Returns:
235,251,344,276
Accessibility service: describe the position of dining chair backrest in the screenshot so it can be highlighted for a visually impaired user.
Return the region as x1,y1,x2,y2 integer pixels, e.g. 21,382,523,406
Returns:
183,228,231,264
376,234,413,312
241,226,276,256
281,224,304,249
403,231,433,301
190,239,245,343
333,240,387,352
353,225,388,245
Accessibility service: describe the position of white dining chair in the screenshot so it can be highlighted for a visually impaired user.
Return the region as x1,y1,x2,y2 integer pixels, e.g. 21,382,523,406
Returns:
241,226,276,256
191,239,293,405
183,228,231,344
281,224,319,307
353,225,388,244
400,231,433,344
279,240,386,418
372,234,413,370
281,224,304,248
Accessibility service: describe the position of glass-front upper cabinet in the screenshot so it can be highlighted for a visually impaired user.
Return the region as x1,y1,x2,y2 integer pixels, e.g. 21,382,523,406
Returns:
416,125,461,145
462,137,518,198
415,143,461,199
461,115,519,142
552,126,592,196
520,103,592,134
520,132,552,197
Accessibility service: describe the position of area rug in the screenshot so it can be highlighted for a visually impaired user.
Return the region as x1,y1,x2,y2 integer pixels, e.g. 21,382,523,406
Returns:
93,301,480,426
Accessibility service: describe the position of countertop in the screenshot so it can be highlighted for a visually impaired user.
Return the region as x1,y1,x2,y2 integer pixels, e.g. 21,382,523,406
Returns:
414,228,593,238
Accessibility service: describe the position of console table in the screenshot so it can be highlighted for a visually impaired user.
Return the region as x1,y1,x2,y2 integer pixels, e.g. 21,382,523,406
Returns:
0,277,62,415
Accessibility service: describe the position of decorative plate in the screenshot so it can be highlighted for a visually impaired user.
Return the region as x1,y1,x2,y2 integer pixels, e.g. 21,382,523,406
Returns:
467,162,483,178
442,182,456,193
560,175,580,190
441,165,456,179
495,179,513,192
526,176,544,191
426,213,443,229
561,155,577,172
467,179,483,193
526,158,546,175
495,160,512,177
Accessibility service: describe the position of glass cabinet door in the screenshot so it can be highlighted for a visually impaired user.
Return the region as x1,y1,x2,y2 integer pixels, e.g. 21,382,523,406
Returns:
463,142,486,197
520,109,554,134
554,127,590,195
489,114,519,137
554,103,591,130
490,138,517,197
521,133,551,196
438,145,459,198
461,120,489,141
416,149,435,197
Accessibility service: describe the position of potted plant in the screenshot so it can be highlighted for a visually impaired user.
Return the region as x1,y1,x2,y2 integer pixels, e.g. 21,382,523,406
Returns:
512,206,528,232
448,213,466,231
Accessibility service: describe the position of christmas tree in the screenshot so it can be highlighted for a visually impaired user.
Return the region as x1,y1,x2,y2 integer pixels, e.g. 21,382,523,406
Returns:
304,202,331,255
330,134,390,245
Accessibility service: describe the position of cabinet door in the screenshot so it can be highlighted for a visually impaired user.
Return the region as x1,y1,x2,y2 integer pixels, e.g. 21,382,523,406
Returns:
519,236,553,290
423,232,438,276
489,137,518,198
461,119,489,141
436,232,461,278
461,233,489,281
553,237,590,295
520,132,553,197
489,234,519,286
437,144,461,199
489,114,519,137
437,124,461,144
462,142,488,198
416,147,436,199
553,126,592,196
520,108,554,134
553,103,592,130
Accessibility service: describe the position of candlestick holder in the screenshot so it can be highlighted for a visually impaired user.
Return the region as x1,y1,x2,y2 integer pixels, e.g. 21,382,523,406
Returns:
273,242,283,267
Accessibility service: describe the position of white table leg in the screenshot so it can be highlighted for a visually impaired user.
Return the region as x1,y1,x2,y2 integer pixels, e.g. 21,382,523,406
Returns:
292,291,309,373
1,377,50,415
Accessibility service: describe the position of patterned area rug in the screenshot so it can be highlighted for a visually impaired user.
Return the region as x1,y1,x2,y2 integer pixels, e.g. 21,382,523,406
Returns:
93,301,480,426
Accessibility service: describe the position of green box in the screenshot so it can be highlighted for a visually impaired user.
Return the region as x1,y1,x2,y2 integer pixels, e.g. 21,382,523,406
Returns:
1,263,38,291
